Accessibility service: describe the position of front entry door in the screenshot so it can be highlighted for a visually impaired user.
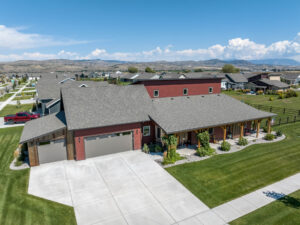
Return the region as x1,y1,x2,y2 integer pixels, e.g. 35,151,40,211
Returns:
179,133,188,146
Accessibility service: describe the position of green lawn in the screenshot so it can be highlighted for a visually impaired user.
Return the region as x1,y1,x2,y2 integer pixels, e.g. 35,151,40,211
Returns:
223,90,300,110
23,87,36,91
231,189,300,225
166,122,300,208
0,104,33,117
0,93,14,102
0,127,76,225
13,96,33,100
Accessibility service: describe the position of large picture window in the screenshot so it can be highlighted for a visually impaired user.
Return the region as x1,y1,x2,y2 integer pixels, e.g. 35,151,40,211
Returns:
143,126,150,136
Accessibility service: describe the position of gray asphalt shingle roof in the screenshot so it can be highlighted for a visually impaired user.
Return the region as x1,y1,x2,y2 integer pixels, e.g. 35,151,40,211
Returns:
150,94,275,134
37,80,110,100
259,79,290,88
225,73,248,83
20,111,66,143
62,85,153,130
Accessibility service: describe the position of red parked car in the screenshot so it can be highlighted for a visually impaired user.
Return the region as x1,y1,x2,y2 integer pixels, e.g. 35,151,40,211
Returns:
4,112,40,123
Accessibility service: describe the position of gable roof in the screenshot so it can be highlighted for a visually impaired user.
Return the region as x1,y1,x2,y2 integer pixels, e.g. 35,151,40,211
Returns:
37,80,110,100
225,73,248,83
20,111,66,143
259,78,290,88
62,85,153,130
150,94,275,134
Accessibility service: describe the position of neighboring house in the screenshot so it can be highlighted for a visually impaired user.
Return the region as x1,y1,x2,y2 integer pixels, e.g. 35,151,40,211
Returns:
221,78,234,90
36,74,110,115
247,72,290,91
281,73,300,85
224,73,248,90
21,74,275,166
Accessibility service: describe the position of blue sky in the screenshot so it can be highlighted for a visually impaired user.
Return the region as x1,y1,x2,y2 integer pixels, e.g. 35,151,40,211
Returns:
0,0,299,61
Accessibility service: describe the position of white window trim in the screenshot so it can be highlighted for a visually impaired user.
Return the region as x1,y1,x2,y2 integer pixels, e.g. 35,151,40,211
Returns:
143,125,151,136
183,88,188,95
208,87,213,93
153,90,159,97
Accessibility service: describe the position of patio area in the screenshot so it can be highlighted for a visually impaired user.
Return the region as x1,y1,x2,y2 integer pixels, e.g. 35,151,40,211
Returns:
151,130,285,168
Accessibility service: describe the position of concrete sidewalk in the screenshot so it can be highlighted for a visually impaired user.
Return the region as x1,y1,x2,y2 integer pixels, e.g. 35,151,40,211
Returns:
178,172,300,225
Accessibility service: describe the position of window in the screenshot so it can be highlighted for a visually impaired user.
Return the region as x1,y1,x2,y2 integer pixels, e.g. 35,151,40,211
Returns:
153,90,159,97
208,87,213,93
143,126,150,136
183,88,188,95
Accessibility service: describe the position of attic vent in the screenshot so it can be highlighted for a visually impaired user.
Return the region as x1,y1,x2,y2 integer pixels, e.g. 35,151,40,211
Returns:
187,96,190,99
217,94,220,96
202,96,205,98
171,98,174,100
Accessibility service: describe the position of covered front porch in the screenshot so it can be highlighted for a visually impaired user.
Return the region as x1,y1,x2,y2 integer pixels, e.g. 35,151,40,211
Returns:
171,118,272,149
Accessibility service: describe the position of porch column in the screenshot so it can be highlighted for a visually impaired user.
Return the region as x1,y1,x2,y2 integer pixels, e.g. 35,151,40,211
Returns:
222,126,227,141
256,120,261,138
267,117,272,134
195,130,200,148
240,123,244,138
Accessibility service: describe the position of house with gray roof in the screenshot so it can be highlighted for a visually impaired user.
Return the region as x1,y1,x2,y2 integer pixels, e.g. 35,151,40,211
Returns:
20,75,275,166
224,73,248,90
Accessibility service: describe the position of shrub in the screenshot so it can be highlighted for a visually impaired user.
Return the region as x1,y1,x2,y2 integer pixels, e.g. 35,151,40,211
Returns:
238,137,248,146
264,133,275,141
162,152,184,165
263,126,272,133
196,147,216,157
14,159,23,167
256,90,263,95
197,131,210,149
155,144,163,153
220,141,231,151
269,96,274,101
142,143,149,154
276,130,283,137
128,66,138,73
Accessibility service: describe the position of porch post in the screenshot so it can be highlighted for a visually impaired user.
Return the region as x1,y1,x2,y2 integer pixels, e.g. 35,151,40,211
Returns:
240,123,244,138
256,120,261,138
267,117,271,134
222,126,226,141
195,130,200,148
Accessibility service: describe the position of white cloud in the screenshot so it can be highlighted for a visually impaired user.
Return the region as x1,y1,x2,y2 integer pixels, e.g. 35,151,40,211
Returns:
0,25,87,49
0,33,300,62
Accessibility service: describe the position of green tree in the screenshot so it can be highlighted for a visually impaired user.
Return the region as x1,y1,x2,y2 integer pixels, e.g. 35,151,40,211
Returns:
194,68,203,72
222,64,240,73
145,67,155,73
128,66,138,73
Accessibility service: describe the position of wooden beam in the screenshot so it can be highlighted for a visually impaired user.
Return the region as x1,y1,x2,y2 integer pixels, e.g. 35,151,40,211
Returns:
256,120,261,138
222,126,227,141
267,117,271,134
240,123,244,138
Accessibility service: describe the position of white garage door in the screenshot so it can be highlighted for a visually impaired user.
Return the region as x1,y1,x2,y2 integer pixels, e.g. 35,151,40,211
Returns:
84,132,133,158
38,139,67,164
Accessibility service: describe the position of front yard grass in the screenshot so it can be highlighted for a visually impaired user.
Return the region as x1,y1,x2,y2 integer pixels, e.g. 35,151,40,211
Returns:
0,93,14,102
13,95,33,100
166,122,300,208
0,104,33,117
0,127,76,225
230,189,300,225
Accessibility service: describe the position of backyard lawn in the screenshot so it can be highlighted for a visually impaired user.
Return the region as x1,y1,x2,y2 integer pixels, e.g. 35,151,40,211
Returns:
231,189,300,225
166,122,300,208
223,90,300,110
0,104,33,117
13,96,34,101
0,127,76,225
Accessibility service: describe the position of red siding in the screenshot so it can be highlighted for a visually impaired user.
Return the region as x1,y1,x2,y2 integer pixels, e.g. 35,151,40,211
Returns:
141,121,156,145
74,123,142,160
138,79,221,98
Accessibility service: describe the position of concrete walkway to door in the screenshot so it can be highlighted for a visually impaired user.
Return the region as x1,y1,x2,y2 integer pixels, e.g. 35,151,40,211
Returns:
29,151,210,225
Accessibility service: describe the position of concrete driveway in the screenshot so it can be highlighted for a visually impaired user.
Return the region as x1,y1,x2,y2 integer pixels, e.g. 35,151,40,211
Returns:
29,151,212,225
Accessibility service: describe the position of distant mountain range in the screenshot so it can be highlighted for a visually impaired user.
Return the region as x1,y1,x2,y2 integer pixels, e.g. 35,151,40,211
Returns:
0,58,299,73
249,58,300,66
